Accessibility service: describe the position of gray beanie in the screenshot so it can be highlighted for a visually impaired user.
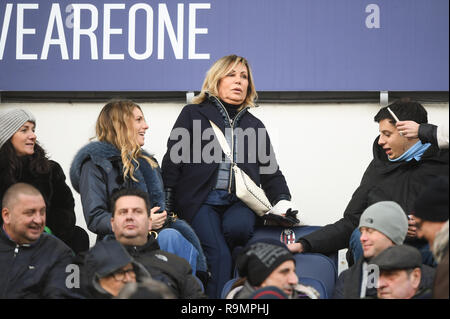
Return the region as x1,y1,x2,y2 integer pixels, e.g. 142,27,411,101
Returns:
358,201,408,245
0,108,36,149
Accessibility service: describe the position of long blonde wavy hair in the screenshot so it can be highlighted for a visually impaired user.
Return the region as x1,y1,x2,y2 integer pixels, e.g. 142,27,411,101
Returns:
192,54,258,107
95,100,157,182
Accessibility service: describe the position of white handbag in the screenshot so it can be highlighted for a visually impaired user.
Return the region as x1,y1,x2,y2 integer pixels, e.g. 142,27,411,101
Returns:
209,120,272,217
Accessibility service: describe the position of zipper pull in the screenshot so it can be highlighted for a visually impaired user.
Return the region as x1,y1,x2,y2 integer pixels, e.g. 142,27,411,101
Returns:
14,245,19,257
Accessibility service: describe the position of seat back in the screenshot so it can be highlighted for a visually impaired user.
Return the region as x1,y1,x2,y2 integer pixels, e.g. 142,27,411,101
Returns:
221,278,238,299
294,253,337,298
250,225,338,298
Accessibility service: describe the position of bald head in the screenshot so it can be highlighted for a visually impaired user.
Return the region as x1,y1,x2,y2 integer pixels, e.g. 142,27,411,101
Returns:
1,183,46,244
2,183,43,210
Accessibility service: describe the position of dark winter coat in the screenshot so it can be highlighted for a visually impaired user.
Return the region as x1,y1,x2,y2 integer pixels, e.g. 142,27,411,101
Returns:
0,158,76,244
161,95,291,223
333,256,436,299
69,141,165,240
299,137,449,255
122,236,206,299
75,239,151,299
0,228,79,298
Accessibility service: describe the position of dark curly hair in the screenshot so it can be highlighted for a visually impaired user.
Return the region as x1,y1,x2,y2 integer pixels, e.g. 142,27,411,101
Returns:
0,138,50,191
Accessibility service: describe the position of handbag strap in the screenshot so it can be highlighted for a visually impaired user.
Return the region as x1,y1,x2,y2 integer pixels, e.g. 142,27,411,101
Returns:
209,120,234,163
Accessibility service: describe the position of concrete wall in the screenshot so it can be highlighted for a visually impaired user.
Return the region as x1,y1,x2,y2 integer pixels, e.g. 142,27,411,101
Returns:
1,100,448,246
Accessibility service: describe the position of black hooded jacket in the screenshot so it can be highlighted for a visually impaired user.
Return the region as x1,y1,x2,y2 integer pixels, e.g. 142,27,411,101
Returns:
299,137,449,255
123,236,206,299
76,239,151,299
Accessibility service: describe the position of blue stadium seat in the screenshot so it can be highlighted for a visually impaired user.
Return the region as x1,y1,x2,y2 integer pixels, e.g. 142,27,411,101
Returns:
294,253,337,298
221,278,238,299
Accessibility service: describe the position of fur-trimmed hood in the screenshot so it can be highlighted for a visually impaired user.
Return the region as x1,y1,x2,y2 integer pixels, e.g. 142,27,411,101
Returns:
433,220,449,263
70,141,165,210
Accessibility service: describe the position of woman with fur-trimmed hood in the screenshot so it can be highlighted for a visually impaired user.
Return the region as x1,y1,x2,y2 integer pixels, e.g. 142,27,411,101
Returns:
69,100,207,281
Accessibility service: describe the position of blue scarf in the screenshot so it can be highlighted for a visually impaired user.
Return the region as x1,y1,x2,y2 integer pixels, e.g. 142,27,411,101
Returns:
389,140,431,162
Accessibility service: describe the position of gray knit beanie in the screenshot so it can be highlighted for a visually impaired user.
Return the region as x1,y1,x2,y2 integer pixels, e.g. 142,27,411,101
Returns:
0,108,36,149
358,201,408,245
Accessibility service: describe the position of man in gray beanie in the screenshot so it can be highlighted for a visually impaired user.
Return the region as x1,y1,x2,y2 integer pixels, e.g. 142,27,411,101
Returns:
333,201,409,298
0,108,36,150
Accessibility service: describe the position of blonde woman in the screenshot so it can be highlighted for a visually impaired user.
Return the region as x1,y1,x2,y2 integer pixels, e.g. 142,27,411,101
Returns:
161,55,298,298
70,100,207,282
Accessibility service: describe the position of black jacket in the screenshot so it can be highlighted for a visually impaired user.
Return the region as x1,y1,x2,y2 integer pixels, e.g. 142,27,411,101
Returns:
0,158,76,245
75,239,151,299
333,257,436,299
299,137,449,255
0,228,79,298
123,236,206,299
161,96,291,223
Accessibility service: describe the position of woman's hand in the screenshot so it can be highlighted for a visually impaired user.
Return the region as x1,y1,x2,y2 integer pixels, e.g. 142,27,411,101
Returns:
396,120,420,139
407,214,417,238
288,242,304,253
150,208,167,230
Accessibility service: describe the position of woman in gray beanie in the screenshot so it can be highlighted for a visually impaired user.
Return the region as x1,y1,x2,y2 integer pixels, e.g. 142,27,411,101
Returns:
0,108,89,253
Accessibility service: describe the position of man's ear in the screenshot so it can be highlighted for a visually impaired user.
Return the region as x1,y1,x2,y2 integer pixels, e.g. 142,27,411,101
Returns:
111,217,115,233
411,268,421,289
2,207,10,224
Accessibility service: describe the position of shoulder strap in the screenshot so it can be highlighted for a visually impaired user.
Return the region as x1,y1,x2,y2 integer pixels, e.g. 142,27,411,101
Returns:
209,120,233,162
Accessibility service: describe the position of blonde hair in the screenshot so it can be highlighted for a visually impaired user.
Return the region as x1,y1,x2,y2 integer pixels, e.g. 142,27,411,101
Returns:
95,100,157,182
192,54,258,107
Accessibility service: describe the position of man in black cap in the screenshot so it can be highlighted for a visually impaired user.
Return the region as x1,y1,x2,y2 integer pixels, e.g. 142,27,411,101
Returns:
228,241,319,299
370,245,431,299
414,176,449,298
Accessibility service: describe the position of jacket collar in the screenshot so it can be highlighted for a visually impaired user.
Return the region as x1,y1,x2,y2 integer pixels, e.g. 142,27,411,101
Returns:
69,141,157,195
372,136,446,174
123,234,160,256
0,225,41,248
196,93,249,131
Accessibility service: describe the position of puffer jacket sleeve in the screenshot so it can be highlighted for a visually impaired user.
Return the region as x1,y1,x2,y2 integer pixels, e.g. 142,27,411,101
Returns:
418,123,438,145
79,160,113,237
46,161,76,242
419,123,449,149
